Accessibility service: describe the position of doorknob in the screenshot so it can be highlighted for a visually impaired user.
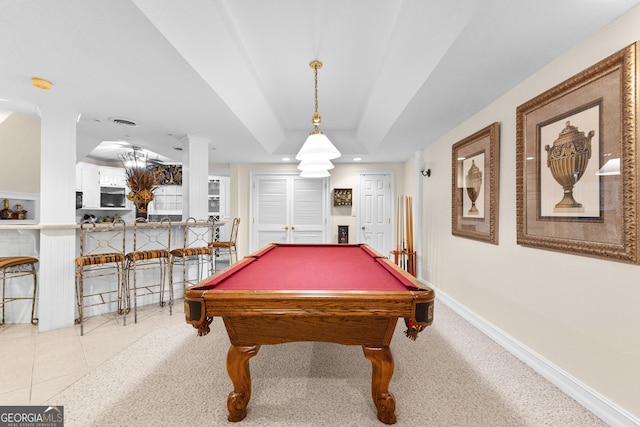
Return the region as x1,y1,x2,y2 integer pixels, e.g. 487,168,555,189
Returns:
284,226,289,230
291,226,296,230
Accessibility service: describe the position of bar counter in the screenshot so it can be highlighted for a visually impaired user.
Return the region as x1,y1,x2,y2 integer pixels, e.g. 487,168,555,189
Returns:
0,219,225,330
0,220,221,230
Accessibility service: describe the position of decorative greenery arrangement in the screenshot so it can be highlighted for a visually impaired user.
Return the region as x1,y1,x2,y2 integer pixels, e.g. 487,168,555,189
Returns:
121,153,161,218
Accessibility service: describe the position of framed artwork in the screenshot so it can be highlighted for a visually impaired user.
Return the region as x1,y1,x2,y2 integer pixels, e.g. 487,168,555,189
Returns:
333,188,352,206
451,122,500,244
516,42,639,263
338,225,349,243
149,164,182,185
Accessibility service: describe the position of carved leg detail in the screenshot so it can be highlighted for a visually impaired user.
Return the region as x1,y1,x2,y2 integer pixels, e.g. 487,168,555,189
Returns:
226,344,260,422
363,345,397,425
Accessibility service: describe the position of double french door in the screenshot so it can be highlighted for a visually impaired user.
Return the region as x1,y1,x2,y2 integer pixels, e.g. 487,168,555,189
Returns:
250,173,329,251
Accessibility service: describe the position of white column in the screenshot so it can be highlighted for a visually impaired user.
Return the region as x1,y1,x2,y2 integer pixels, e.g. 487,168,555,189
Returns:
180,134,210,220
37,106,79,331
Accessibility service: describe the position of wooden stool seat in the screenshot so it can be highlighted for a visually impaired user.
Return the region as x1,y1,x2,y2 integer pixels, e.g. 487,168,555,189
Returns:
170,247,211,258
0,256,38,325
126,249,169,262
0,256,38,269
76,253,125,267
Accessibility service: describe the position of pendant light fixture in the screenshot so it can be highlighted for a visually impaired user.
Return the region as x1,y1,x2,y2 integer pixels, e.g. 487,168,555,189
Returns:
297,158,335,172
296,60,340,174
300,169,331,178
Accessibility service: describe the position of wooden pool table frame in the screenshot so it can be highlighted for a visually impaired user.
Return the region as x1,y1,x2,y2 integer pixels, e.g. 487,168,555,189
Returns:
184,243,435,424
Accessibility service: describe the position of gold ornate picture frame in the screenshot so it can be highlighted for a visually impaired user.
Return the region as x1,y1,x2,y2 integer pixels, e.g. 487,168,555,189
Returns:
452,122,500,244
516,42,639,263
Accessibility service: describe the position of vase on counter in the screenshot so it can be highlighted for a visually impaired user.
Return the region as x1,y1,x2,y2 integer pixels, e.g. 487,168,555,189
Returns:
0,199,12,220
12,204,27,220
135,202,149,220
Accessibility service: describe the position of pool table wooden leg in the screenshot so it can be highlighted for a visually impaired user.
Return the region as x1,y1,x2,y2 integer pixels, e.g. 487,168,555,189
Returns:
226,344,261,422
363,345,397,425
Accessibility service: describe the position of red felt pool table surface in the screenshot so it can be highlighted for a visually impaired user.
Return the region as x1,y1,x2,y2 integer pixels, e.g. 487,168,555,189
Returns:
199,243,418,291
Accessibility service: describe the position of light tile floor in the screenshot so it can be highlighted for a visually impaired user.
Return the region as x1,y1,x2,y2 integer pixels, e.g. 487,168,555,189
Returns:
0,301,185,406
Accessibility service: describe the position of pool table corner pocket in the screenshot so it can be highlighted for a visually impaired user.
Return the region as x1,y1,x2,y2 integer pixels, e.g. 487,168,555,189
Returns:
185,296,213,336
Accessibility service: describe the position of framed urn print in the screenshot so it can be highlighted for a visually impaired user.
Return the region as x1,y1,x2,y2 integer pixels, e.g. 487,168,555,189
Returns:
452,122,500,244
516,42,639,264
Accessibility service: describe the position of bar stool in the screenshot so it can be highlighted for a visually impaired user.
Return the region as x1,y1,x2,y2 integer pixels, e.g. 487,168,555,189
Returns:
169,218,214,315
0,256,38,325
125,217,171,324
75,219,127,335
210,217,240,270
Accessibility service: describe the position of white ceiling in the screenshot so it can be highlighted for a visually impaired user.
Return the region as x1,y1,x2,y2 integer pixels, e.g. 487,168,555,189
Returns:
1,0,639,165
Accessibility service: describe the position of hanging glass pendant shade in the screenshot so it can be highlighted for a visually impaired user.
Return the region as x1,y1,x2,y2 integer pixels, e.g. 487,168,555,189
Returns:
296,132,341,162
297,158,334,171
300,169,331,178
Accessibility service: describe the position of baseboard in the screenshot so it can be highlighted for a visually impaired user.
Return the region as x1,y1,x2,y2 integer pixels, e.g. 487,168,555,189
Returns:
426,283,640,427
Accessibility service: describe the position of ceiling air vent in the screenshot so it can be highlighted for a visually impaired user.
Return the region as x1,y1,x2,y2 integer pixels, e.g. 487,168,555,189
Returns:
110,117,138,127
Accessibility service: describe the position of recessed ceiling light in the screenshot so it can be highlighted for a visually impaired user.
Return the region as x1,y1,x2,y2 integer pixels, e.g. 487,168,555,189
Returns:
110,117,138,127
353,157,362,161
32,77,52,90
282,157,291,161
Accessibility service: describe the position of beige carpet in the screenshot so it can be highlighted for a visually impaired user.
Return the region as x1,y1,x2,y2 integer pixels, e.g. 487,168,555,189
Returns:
49,301,606,426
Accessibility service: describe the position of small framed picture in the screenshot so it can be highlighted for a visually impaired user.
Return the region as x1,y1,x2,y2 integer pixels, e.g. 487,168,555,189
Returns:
451,122,500,244
333,188,352,206
338,225,349,244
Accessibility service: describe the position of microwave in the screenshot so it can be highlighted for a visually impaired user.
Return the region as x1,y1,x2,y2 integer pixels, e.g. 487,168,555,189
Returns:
100,186,127,208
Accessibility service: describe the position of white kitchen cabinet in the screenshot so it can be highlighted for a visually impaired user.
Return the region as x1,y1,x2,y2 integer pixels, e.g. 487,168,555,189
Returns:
98,165,127,187
208,176,229,218
76,162,132,210
76,162,100,208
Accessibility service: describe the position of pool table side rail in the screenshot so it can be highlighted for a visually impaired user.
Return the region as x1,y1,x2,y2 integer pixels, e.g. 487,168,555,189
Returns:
184,243,435,338
184,289,434,338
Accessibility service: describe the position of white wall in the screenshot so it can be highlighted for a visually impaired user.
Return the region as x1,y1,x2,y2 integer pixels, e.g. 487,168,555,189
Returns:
0,112,40,193
421,6,640,422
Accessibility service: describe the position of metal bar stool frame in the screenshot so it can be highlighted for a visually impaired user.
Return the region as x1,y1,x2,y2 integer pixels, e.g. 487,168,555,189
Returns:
75,219,127,335
0,256,38,325
125,217,171,324
210,217,240,270
169,218,215,315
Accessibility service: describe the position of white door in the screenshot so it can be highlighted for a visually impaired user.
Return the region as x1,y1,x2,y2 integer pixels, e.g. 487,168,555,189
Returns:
251,173,329,251
358,173,393,256
291,176,327,243
253,176,289,249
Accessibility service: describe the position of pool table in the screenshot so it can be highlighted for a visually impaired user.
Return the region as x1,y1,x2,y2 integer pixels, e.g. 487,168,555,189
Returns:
184,243,434,424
